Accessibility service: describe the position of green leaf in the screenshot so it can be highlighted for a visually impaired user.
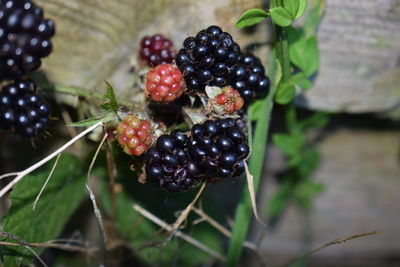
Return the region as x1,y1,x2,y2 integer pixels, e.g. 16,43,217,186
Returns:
297,147,320,177
68,113,116,127
295,0,307,19
272,133,305,157
270,7,294,27
270,0,283,8
1,154,86,266
289,36,320,76
293,72,313,90
235,8,269,28
294,180,324,209
274,81,296,104
304,0,327,36
299,112,330,130
283,0,300,18
100,81,120,114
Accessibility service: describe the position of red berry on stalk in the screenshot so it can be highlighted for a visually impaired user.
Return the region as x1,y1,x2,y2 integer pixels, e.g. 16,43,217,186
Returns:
139,34,176,67
213,87,244,113
116,115,152,156
145,64,186,102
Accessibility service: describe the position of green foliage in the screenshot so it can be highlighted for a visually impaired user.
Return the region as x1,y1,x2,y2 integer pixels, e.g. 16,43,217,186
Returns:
289,35,319,76
270,0,308,26
267,107,328,219
235,8,269,28
68,113,116,127
275,81,296,104
226,51,279,267
100,81,120,115
293,72,313,90
270,7,293,27
98,145,223,266
1,154,86,266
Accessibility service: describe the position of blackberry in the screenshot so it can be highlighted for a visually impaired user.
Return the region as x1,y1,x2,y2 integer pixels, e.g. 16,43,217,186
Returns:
230,53,270,104
145,130,203,192
0,79,50,138
0,0,55,78
187,118,249,181
139,34,176,67
175,25,241,92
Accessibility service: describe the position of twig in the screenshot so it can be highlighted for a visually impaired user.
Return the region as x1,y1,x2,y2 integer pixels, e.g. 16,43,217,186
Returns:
86,185,108,264
0,122,103,198
281,231,382,267
0,172,19,181
166,183,206,242
85,132,109,265
191,207,257,252
133,204,225,262
32,154,61,210
0,231,48,267
245,162,267,228
60,109,82,151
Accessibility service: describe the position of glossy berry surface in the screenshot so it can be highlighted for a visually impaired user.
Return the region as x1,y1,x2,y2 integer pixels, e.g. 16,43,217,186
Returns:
187,118,249,182
139,34,176,67
145,130,202,192
175,25,241,92
116,115,152,156
230,53,270,104
0,79,50,138
0,0,56,78
145,64,186,102
213,86,244,114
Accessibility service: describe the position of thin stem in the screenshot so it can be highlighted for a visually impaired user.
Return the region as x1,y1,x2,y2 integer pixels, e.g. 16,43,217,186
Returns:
281,231,381,267
0,122,103,198
276,26,291,85
42,84,135,107
133,204,226,261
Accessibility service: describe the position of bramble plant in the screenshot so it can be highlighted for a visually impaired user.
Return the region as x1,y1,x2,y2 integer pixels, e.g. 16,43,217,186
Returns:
0,0,379,266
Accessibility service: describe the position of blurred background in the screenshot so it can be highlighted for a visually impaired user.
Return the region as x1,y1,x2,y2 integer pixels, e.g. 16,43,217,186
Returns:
1,0,399,266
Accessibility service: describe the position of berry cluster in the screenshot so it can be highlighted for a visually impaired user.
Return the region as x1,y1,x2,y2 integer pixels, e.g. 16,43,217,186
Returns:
116,115,152,156
0,80,50,138
145,118,249,192
230,53,270,104
145,64,185,102
145,130,202,192
0,0,55,78
139,34,176,67
175,25,241,91
213,86,244,114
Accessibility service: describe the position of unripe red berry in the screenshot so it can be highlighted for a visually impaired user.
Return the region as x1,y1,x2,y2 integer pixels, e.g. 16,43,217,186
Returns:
139,34,176,67
116,115,153,156
145,64,186,102
212,87,244,114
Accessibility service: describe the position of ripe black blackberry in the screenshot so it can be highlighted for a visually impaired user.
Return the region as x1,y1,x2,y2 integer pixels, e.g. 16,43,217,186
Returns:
0,80,50,138
175,25,241,92
145,130,203,192
188,118,249,181
230,53,270,104
0,0,56,78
